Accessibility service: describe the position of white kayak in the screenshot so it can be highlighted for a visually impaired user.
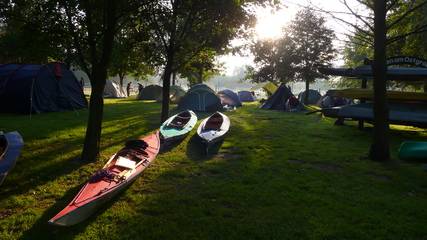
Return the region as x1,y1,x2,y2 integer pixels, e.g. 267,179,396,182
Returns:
197,112,230,153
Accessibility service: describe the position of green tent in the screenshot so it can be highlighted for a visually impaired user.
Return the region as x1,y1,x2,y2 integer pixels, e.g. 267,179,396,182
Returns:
178,84,222,112
156,85,186,103
137,84,162,100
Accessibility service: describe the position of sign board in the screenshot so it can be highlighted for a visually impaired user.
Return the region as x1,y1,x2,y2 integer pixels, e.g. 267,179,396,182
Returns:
364,56,427,68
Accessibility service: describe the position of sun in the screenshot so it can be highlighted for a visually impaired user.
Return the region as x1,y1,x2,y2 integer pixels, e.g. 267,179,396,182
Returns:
255,7,293,40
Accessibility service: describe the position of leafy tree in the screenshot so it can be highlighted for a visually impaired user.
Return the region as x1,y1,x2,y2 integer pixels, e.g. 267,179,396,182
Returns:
109,29,155,88
143,0,274,122
248,9,336,103
179,49,222,86
0,1,69,63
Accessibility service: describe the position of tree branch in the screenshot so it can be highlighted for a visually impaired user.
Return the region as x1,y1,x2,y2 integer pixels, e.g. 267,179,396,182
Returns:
387,0,427,30
341,0,374,32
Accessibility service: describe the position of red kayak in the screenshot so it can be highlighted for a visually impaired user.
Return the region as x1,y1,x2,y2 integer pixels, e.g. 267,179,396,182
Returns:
49,131,160,226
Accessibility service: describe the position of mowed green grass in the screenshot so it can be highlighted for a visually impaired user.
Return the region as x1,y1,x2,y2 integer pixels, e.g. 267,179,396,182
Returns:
0,99,427,240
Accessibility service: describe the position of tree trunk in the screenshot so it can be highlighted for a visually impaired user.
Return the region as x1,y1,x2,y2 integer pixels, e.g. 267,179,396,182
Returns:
358,78,368,130
119,72,125,88
304,79,310,104
81,69,106,162
161,50,174,123
369,0,390,161
172,72,177,86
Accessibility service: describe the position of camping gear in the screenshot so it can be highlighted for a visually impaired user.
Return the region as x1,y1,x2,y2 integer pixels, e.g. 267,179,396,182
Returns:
261,84,303,111
178,84,222,112
298,89,322,105
318,95,350,108
218,89,242,108
0,63,87,114
0,131,24,186
321,102,427,127
160,110,197,141
197,112,230,153
49,131,160,226
156,85,186,103
238,91,256,102
399,141,427,161
137,85,162,100
103,80,127,98
327,88,427,103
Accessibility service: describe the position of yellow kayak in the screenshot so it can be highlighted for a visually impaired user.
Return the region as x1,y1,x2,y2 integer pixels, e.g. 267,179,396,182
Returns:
327,88,427,102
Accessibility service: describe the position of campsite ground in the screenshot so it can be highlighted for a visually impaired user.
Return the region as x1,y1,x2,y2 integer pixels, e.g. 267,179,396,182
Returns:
0,99,426,239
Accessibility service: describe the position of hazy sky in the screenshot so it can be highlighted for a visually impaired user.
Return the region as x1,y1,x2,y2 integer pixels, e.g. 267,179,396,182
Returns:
220,0,367,75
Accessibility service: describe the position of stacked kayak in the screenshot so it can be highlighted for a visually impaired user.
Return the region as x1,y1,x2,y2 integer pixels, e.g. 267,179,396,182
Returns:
160,110,197,141
399,141,427,161
327,89,427,103
197,112,230,153
321,102,427,127
0,131,24,186
49,131,160,226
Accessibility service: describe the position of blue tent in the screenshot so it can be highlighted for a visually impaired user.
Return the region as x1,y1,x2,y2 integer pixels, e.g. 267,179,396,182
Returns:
0,63,87,114
238,91,256,102
218,89,242,107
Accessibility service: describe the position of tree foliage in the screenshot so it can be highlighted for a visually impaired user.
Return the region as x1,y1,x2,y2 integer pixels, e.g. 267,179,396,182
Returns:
143,0,275,122
248,9,336,102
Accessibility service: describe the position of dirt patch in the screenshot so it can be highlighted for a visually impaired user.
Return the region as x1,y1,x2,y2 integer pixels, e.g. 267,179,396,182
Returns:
0,209,14,219
216,153,242,160
287,159,305,164
310,162,342,172
367,172,391,181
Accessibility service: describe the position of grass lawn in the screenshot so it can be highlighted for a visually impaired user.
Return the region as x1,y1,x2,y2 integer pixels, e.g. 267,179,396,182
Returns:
1,99,427,239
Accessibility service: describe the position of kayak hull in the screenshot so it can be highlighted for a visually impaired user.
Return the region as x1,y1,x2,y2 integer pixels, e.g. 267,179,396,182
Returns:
399,141,427,161
197,112,230,153
160,110,197,141
0,131,24,186
49,132,160,226
49,172,140,226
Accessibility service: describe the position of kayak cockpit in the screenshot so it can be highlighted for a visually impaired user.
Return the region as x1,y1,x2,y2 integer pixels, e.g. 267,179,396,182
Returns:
167,111,192,129
203,112,224,131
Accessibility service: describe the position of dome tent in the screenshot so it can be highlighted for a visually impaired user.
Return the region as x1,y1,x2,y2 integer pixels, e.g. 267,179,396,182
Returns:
0,63,87,114
178,84,222,112
261,84,303,111
218,89,242,108
103,80,127,98
298,89,322,105
137,84,162,100
238,91,256,102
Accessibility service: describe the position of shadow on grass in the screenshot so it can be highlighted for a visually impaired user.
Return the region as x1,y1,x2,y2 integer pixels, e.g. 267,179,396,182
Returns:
160,137,187,153
185,134,225,161
21,181,138,240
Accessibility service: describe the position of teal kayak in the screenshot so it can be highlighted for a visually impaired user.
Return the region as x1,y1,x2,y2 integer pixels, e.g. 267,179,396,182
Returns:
398,141,427,161
160,110,197,141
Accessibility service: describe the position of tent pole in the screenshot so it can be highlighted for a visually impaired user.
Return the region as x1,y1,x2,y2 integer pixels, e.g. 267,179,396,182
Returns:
29,77,36,120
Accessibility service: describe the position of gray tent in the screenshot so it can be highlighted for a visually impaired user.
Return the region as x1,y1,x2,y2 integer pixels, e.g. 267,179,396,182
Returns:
104,80,127,98
178,84,222,112
298,89,322,105
137,84,162,100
